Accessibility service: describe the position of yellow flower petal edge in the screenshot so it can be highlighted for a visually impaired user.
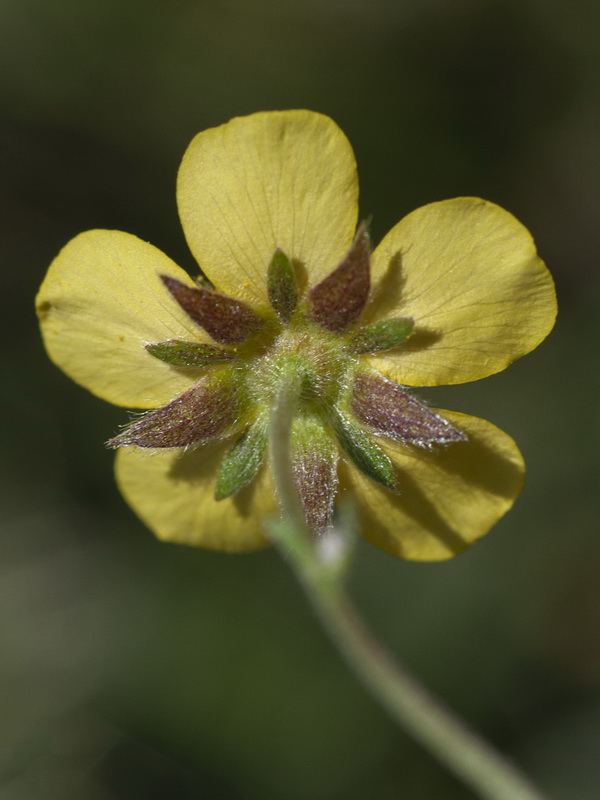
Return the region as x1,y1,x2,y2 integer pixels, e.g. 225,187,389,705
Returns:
368,198,557,386
115,443,273,552
36,230,209,408
177,110,359,305
343,411,525,561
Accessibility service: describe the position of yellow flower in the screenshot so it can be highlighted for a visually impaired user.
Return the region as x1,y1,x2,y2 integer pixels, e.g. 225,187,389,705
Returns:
36,110,556,561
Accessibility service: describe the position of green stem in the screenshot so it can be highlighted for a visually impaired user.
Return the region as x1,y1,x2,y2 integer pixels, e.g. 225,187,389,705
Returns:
268,389,549,800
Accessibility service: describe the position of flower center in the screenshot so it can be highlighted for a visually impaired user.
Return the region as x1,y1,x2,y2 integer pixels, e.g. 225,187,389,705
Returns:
107,237,465,535
246,320,353,414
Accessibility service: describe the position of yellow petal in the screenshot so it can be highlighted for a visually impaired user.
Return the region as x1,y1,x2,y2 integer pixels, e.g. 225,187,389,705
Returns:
115,442,274,551
342,411,525,561
368,198,557,386
36,230,212,408
177,110,359,305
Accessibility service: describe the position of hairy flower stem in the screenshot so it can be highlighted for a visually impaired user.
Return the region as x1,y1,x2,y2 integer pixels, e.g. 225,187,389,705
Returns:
268,389,549,800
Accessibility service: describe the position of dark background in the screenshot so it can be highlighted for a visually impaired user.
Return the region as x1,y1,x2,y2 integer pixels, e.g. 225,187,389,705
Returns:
2,0,599,797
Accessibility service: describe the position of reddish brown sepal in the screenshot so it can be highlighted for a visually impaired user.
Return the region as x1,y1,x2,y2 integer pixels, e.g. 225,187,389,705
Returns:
294,451,339,535
352,372,467,446
161,276,264,344
307,224,371,333
292,420,339,535
107,377,237,449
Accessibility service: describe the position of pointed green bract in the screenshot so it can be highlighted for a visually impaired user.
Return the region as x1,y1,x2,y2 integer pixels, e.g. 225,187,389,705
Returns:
146,340,236,367
268,249,298,322
215,414,268,500
347,317,414,354
332,408,396,490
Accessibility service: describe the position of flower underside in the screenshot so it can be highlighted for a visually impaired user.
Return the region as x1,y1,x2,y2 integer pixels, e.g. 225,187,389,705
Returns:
108,226,466,535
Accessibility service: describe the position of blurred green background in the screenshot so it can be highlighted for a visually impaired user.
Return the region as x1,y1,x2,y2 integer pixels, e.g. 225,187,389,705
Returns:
2,0,599,797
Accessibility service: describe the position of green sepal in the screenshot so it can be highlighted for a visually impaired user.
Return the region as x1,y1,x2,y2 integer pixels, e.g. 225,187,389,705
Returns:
267,249,298,322
215,414,268,500
347,317,414,354
331,408,396,491
146,340,236,368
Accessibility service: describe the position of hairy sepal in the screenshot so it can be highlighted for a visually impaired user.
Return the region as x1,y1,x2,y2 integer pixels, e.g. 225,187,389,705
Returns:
161,276,264,344
331,408,396,490
307,223,371,333
352,371,467,446
291,414,339,535
347,317,414,354
146,339,236,367
107,372,239,449
215,413,268,500
267,249,298,322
